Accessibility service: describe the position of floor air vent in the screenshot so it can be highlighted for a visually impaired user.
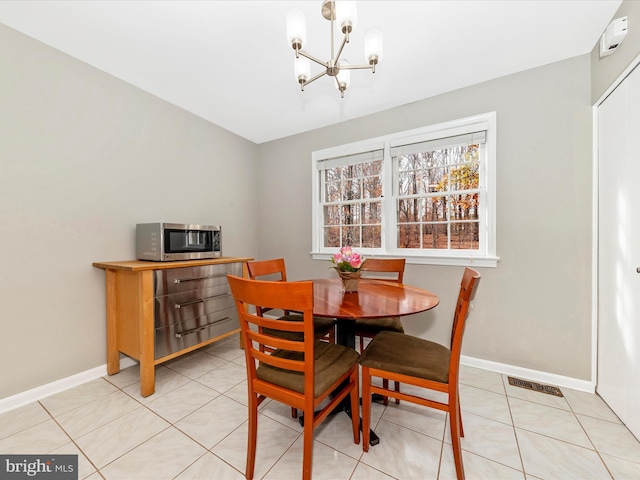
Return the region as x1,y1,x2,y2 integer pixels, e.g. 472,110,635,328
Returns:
507,377,563,397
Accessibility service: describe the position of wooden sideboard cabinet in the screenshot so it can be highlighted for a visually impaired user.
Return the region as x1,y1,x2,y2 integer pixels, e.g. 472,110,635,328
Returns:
93,257,253,396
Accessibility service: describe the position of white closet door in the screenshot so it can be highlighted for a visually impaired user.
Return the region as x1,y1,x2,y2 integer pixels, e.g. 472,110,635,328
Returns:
624,66,640,438
598,75,628,422
597,65,640,439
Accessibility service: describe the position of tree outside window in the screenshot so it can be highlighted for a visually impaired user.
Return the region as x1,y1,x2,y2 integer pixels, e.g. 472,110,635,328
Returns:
397,145,480,251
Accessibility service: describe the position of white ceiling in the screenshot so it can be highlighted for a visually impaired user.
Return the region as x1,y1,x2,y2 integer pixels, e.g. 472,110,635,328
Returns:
0,1,622,144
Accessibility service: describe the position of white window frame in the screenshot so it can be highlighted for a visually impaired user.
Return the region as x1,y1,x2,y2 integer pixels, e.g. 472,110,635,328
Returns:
311,112,499,267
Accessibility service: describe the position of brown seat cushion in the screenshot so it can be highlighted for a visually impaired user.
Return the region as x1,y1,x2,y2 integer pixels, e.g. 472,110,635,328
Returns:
354,316,404,334
359,330,450,384
257,341,359,397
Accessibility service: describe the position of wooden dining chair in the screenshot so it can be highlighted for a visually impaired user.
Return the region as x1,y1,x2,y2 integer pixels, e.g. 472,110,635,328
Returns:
356,258,406,404
247,259,337,419
246,258,336,343
359,267,481,480
227,274,360,480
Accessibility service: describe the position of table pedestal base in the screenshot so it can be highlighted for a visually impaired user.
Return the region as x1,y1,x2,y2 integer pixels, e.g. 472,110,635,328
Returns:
297,404,380,446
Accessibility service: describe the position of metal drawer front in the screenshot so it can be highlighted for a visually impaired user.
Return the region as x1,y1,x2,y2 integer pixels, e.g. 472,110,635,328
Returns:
154,312,238,359
154,263,242,296
152,261,243,358
154,286,235,329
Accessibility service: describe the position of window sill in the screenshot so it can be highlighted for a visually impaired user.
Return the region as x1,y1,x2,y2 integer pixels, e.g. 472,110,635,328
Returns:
311,252,499,268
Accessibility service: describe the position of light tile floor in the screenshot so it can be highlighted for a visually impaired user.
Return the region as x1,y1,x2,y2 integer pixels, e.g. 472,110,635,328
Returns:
2,333,640,479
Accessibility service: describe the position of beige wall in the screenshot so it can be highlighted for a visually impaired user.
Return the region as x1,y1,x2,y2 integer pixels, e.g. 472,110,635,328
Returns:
258,55,594,381
591,0,640,103
0,24,259,398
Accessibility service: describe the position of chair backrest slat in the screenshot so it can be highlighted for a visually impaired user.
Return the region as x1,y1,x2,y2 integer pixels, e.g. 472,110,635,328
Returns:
252,349,306,373
246,258,291,316
246,329,305,353
246,258,288,281
252,316,305,333
361,258,406,283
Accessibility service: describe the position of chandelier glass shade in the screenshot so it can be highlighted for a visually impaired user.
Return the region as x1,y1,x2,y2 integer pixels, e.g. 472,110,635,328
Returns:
286,1,383,98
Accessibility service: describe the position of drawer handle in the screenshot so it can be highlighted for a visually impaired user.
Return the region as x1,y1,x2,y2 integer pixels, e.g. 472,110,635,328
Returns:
174,273,227,284
174,293,231,309
175,316,232,338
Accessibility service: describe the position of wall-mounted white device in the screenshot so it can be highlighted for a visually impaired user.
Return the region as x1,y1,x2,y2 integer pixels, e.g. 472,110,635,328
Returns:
600,16,628,58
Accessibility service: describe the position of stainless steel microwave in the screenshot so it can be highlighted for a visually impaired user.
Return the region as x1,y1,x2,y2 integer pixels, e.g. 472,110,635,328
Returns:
136,223,221,261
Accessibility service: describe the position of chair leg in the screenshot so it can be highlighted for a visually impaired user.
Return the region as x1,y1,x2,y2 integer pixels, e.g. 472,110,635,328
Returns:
246,393,258,480
449,400,465,480
361,366,372,452
291,407,298,418
359,334,365,353
349,369,360,445
394,381,401,405
302,407,314,480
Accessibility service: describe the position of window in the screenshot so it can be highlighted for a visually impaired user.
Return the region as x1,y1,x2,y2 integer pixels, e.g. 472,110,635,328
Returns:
318,149,384,249
312,113,498,267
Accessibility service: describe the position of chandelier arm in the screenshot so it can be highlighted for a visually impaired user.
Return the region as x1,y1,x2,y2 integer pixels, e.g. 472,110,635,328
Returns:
304,70,329,87
340,64,375,71
330,13,335,61
297,50,329,68
334,34,349,65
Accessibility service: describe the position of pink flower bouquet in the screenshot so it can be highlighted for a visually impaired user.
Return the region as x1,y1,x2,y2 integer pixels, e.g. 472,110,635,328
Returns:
330,246,366,272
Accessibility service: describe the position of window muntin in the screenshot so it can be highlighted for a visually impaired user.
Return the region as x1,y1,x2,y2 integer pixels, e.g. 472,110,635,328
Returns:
312,113,497,267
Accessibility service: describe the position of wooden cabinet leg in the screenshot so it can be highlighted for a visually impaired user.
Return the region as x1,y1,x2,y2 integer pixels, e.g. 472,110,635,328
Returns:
105,269,120,375
139,270,155,397
140,360,155,397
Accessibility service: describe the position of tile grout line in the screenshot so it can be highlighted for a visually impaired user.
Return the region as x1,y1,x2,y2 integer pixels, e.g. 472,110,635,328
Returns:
571,409,616,479
38,399,104,480
500,373,528,478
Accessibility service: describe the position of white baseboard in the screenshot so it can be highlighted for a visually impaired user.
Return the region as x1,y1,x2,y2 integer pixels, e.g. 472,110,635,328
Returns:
461,355,595,393
0,357,137,415
0,354,594,415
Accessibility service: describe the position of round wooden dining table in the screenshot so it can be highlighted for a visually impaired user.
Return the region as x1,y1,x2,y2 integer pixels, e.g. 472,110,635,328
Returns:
312,277,440,350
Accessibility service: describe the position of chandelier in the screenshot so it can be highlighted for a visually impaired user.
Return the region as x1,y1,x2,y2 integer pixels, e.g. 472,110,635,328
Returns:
286,1,383,98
